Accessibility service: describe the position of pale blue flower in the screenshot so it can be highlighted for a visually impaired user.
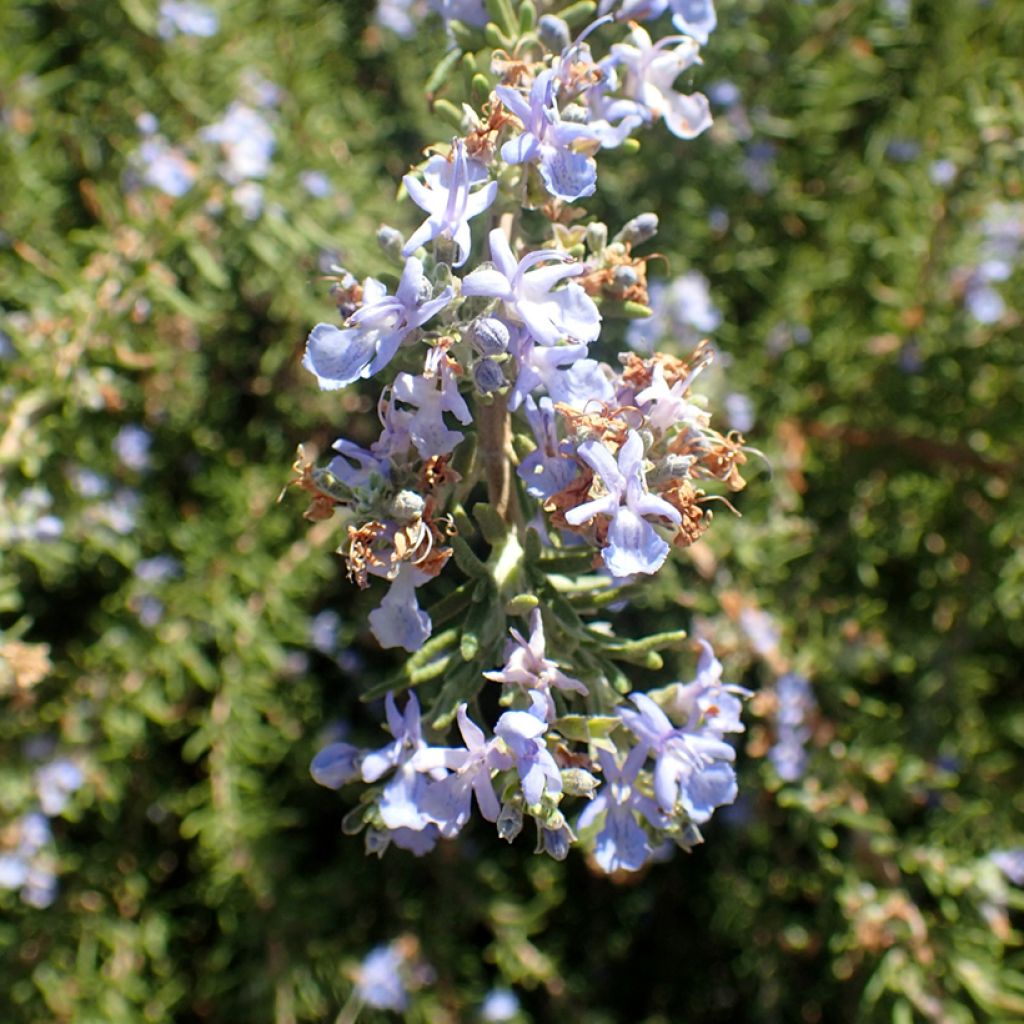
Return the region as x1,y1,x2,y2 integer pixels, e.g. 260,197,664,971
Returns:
619,649,742,823
564,431,681,577
413,705,512,836
517,397,578,499
392,362,471,459
669,0,717,44
376,0,419,37
768,672,815,782
724,391,755,433
403,140,497,267
483,609,588,721
361,692,426,784
368,564,433,652
577,745,665,873
231,181,264,220
310,741,363,788
462,229,601,346
634,361,707,434
309,609,341,654
494,709,562,807
609,25,712,140
134,555,181,584
496,69,602,201
304,258,453,389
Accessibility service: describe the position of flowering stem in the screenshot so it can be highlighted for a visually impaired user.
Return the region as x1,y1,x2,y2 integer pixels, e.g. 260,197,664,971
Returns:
476,391,512,521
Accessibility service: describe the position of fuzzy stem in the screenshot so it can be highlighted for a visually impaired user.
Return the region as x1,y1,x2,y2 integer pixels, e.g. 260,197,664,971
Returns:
476,391,512,520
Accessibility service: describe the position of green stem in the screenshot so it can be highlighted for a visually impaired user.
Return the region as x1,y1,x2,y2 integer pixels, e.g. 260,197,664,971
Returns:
476,391,512,521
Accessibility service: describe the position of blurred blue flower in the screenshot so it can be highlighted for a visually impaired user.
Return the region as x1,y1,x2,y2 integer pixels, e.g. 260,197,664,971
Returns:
356,944,408,1011
403,141,497,267
481,988,520,1022
565,431,682,578
113,424,152,472
299,170,332,198
157,0,219,39
464,229,601,348
135,555,181,584
768,672,815,783
137,138,196,197
35,758,84,816
991,849,1024,886
201,102,275,182
309,609,341,655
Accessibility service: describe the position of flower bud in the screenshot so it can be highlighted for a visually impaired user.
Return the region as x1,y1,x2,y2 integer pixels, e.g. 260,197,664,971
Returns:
377,224,405,263
416,275,434,304
586,221,608,255
612,265,639,290
561,767,599,798
539,824,572,861
537,14,571,52
389,489,426,524
614,212,659,246
467,316,510,355
560,103,589,124
651,453,696,483
675,823,704,851
497,801,523,843
473,358,506,395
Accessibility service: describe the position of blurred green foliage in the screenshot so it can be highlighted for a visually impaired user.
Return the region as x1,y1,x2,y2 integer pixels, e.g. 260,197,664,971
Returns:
1,0,1022,1021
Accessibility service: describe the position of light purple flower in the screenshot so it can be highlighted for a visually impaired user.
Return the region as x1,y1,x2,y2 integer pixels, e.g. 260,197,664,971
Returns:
620,648,742,823
310,741,363,788
462,229,601,346
668,0,717,44
494,709,562,807
362,692,426,783
577,745,665,873
517,397,578,499
360,692,444,834
403,140,497,267
609,25,712,140
368,564,433,652
391,347,472,459
376,0,419,37
564,431,681,577
303,257,453,389
635,361,707,434
497,69,602,201
483,609,588,720
413,705,512,836
300,170,332,198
